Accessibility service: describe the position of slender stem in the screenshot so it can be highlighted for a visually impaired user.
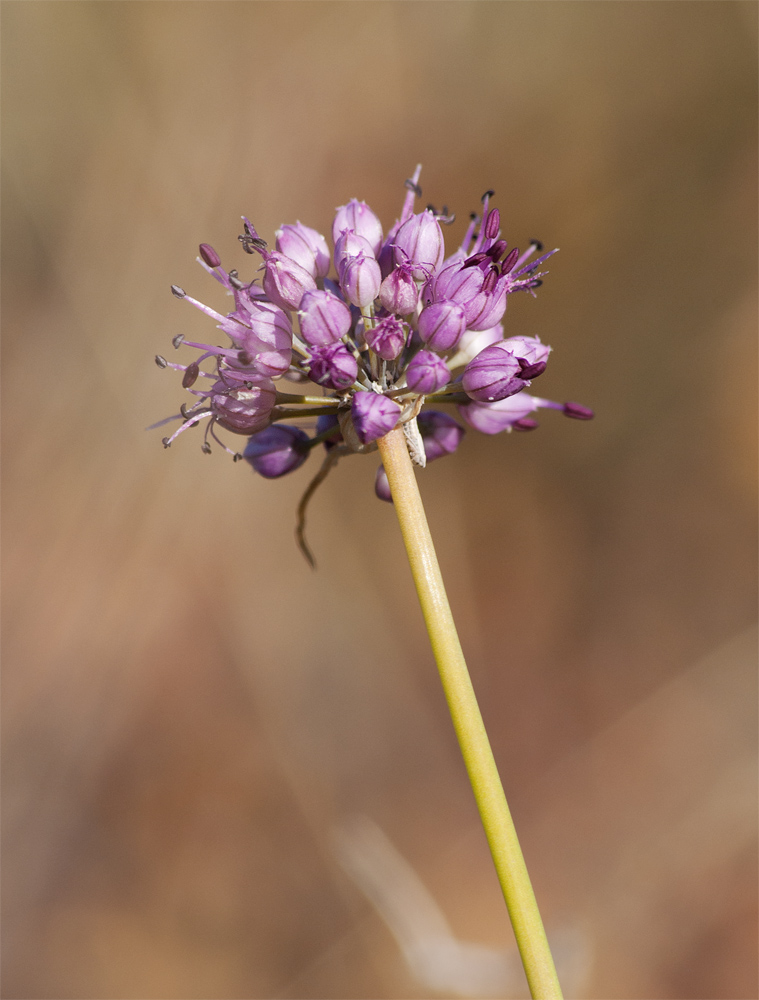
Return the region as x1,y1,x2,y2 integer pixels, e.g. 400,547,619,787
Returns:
376,427,562,1000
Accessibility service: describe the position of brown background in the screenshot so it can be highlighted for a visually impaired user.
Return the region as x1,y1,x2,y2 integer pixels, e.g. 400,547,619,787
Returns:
2,3,757,998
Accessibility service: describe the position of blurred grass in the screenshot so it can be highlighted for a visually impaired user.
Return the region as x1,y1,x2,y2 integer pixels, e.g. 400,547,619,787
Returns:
2,3,757,998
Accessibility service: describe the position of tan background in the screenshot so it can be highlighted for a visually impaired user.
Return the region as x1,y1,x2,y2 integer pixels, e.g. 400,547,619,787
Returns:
2,3,757,998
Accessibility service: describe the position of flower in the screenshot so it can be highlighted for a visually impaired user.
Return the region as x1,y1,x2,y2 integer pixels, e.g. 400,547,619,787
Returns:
154,167,592,557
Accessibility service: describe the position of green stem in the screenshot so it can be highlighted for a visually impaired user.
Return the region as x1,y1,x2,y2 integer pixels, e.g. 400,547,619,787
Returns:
376,427,562,1000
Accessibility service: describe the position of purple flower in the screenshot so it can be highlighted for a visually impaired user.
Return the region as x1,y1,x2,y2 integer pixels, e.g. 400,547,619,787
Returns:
261,250,317,312
334,230,377,276
210,376,278,434
379,264,419,316
275,222,331,279
339,252,382,309
333,199,383,255
406,350,451,394
299,289,352,347
417,300,467,352
351,391,401,444
365,315,407,360
308,342,358,390
393,210,444,279
462,342,525,402
243,425,311,478
417,411,465,461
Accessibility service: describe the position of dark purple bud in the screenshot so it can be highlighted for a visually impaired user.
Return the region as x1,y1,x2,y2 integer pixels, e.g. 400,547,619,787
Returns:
299,289,352,347
417,411,465,462
513,418,539,431
155,355,168,368
339,252,382,309
351,391,401,444
417,300,467,352
462,343,524,402
243,425,310,478
393,211,445,279
484,208,500,240
405,350,451,394
307,342,358,390
171,285,186,298
316,412,342,451
379,267,419,316
275,222,330,279
182,362,200,387
365,315,407,360
517,360,547,379
199,243,221,268
563,401,594,420
375,465,393,503
262,251,317,312
333,200,384,256
501,247,520,274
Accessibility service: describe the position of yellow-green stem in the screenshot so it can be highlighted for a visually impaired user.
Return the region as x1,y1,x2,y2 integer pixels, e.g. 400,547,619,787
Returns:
377,426,562,1000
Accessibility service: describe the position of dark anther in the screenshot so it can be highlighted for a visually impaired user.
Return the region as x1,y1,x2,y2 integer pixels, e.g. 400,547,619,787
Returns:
405,178,423,196
483,267,499,294
438,206,456,225
501,247,520,274
180,403,191,419
237,350,253,366
155,354,168,368
480,189,496,203
182,362,200,388
233,453,243,462
171,284,186,298
199,243,221,268
530,279,544,288
469,211,478,221
244,381,253,389
487,239,508,261
518,360,547,380
172,334,185,349
201,442,212,454
463,252,489,269
563,402,594,420
162,437,172,448
530,239,544,251
426,203,437,214
228,269,246,290
513,418,539,431
484,208,500,240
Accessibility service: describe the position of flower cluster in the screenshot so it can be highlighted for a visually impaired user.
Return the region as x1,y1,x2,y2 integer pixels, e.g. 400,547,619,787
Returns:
154,167,592,553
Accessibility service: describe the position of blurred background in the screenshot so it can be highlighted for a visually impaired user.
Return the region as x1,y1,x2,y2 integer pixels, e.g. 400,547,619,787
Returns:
2,3,757,998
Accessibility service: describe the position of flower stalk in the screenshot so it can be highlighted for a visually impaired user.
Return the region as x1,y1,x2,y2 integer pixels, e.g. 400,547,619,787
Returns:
376,425,563,1000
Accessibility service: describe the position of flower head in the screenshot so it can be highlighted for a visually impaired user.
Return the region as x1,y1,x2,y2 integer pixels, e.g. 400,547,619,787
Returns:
153,167,592,561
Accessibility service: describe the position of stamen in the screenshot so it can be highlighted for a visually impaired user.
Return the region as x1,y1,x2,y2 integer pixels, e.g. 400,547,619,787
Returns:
171,285,186,298
484,209,500,240
481,189,496,202
563,401,594,420
155,355,168,368
199,243,221,268
530,239,544,252
182,362,200,388
513,418,539,431
405,179,423,197
487,239,508,261
172,334,185,349
501,247,520,274
463,252,489,269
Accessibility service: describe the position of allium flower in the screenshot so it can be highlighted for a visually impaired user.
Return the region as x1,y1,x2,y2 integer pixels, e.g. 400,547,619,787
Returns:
153,166,592,557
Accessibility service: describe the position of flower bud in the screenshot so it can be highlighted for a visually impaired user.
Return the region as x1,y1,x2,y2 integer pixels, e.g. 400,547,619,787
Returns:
417,411,465,462
333,199,383,255
316,412,342,450
298,289,352,347
375,464,393,503
365,315,407,360
335,230,376,274
243,425,310,478
379,266,419,316
262,251,317,312
462,342,524,402
307,342,358,390
417,300,467,352
351,391,401,444
339,253,382,309
405,350,450,394
457,393,540,435
275,222,330,279
393,211,444,279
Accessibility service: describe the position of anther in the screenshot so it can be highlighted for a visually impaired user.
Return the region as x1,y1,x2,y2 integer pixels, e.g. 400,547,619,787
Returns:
172,333,185,349
199,243,221,268
469,212,478,221
228,270,246,290
405,178,423,196
484,208,500,240
513,418,539,431
487,239,508,260
531,279,544,288
180,403,192,419
481,189,495,202
501,247,520,274
233,453,243,462
237,350,253,366
162,437,172,448
463,252,489,269
530,239,544,251
155,355,168,368
182,362,200,388
563,402,594,420
482,267,499,294
201,442,212,454
518,359,547,379
171,284,186,298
